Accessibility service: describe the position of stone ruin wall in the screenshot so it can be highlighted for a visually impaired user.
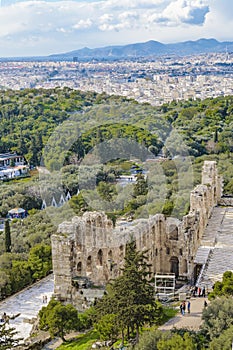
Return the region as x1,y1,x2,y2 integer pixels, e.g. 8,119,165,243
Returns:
51,161,222,305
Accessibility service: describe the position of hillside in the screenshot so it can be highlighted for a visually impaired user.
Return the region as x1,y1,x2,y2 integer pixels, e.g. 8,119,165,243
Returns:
49,38,233,60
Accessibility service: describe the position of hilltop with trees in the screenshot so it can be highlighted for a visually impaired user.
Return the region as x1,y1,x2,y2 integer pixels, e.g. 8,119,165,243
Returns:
0,88,233,302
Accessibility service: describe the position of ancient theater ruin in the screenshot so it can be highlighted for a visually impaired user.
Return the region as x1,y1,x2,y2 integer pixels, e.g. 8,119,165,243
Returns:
52,160,229,307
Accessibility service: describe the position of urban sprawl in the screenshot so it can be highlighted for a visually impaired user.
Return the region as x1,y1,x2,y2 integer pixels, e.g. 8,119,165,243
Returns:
0,52,232,105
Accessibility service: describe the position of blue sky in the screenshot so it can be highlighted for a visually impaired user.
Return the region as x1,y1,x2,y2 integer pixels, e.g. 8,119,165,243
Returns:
0,0,232,57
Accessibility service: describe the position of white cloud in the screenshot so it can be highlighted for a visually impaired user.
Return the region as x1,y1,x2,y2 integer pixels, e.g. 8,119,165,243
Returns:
99,13,114,24
0,0,231,56
146,0,209,26
102,0,168,10
73,19,93,30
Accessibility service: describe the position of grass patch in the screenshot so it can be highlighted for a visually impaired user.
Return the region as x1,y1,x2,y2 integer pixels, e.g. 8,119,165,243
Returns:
57,330,99,350
160,305,178,324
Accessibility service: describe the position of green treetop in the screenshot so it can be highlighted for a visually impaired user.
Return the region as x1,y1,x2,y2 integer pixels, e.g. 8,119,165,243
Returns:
94,237,163,344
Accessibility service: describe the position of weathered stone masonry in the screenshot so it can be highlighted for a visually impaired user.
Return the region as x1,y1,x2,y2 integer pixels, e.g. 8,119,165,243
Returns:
52,161,222,305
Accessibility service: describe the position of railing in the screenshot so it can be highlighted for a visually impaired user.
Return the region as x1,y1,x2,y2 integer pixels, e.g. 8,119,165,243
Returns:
195,249,213,287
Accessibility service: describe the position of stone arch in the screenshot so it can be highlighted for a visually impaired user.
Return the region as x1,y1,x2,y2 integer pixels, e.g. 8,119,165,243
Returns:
97,249,103,266
77,261,82,274
183,259,188,274
108,250,113,259
108,250,114,271
170,256,179,278
87,256,92,273
169,225,178,240
119,245,124,259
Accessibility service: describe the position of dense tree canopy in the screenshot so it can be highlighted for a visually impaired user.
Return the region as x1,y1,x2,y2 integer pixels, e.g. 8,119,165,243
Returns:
208,270,233,299
39,298,81,341
0,88,233,305
201,296,233,341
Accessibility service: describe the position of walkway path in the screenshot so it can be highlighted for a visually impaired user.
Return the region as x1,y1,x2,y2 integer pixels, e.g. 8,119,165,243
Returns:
0,274,54,340
159,297,208,331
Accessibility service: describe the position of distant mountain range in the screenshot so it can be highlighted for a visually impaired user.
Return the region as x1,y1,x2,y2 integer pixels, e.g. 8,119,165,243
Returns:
49,38,233,60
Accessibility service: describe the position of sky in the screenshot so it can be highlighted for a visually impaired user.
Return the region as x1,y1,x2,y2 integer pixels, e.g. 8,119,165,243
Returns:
0,0,232,57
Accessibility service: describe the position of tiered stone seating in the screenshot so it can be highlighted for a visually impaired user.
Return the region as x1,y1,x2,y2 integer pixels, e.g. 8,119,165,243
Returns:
196,206,233,289
201,207,226,246
194,246,212,265
202,247,233,285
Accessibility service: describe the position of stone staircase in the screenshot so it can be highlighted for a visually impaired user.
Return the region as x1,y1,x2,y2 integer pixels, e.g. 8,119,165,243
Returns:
194,246,212,265
195,206,233,289
201,207,226,246
201,247,233,285
216,207,233,246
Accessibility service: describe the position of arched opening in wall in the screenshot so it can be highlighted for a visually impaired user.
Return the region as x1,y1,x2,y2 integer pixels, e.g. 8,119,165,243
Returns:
108,250,113,271
108,250,113,259
77,261,82,275
87,256,92,273
169,225,178,240
170,256,179,278
183,259,188,274
166,247,170,255
119,245,124,259
97,249,103,266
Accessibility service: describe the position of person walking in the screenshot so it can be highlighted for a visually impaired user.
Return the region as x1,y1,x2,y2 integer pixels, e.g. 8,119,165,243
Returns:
187,300,191,313
182,301,186,315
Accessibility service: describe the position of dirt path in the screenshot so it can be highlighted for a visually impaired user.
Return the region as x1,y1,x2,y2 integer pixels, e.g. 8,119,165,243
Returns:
159,297,208,331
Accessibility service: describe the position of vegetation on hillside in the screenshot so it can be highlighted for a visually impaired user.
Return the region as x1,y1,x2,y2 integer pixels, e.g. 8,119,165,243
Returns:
0,88,233,304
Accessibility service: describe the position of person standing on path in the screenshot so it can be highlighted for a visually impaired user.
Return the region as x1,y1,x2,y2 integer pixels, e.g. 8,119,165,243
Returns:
180,303,183,315
182,301,186,315
187,300,191,313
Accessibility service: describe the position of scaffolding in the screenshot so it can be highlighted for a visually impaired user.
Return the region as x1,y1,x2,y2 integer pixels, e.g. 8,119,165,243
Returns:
155,273,176,301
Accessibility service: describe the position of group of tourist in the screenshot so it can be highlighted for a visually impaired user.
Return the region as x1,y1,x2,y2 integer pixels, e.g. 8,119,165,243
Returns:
180,300,191,315
191,285,206,297
42,295,48,303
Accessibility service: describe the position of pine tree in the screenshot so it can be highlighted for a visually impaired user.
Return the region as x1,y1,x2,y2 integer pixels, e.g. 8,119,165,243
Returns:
214,128,218,143
133,174,148,197
95,237,163,344
4,220,11,253
0,318,22,349
29,136,39,167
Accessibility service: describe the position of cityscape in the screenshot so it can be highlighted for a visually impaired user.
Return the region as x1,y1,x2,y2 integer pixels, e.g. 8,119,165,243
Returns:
0,0,233,349
0,51,232,105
